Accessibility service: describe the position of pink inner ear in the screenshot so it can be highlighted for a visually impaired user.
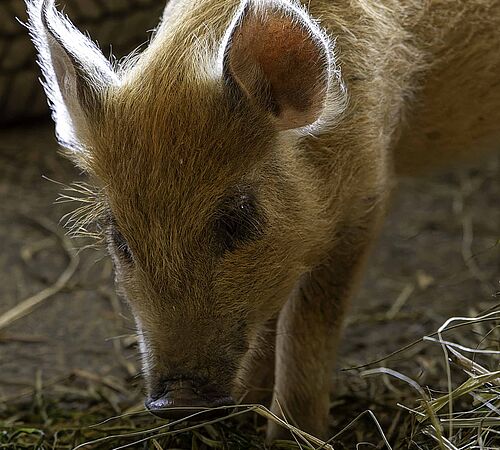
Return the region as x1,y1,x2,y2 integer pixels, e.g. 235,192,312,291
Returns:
228,6,329,130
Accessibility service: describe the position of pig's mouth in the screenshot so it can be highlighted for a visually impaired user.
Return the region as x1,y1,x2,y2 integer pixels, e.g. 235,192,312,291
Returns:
146,379,235,421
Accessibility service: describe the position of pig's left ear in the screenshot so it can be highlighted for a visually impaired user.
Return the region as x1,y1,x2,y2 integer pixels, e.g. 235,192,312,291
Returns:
27,0,117,155
223,0,340,131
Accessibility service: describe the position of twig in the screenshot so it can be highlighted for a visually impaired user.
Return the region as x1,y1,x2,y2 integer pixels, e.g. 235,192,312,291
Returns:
72,368,128,394
386,283,415,320
0,216,79,330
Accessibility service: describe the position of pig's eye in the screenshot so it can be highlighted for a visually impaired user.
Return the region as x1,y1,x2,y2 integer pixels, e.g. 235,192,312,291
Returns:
109,226,134,264
214,193,262,253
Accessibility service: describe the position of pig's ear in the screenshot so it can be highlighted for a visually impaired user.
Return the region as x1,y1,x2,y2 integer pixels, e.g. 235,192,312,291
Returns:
223,0,335,131
27,0,117,153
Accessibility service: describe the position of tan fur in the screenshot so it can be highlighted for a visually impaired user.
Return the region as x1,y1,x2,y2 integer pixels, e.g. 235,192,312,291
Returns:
29,0,500,441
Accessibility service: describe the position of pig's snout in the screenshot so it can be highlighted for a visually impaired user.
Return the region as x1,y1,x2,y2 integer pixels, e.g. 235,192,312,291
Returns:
146,379,235,420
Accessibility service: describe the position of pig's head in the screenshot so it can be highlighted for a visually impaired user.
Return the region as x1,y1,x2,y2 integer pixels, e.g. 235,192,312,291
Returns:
28,0,345,415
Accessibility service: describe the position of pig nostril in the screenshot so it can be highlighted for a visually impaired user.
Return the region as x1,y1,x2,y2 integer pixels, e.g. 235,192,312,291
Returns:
146,382,234,421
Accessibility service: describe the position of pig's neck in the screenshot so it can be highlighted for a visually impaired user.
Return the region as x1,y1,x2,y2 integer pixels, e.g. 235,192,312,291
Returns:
292,1,422,236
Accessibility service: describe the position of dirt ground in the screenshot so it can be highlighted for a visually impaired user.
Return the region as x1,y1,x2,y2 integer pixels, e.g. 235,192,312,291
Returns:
0,122,498,448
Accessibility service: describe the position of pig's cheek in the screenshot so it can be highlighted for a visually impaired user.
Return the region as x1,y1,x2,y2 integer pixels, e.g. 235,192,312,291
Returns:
137,332,154,389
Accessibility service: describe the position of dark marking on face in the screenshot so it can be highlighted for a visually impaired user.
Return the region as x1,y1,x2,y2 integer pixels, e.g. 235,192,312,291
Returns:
213,188,265,255
104,185,265,268
107,218,134,265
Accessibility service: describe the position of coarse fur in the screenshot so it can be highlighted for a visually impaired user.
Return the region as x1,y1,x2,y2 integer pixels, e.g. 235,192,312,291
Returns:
27,0,500,441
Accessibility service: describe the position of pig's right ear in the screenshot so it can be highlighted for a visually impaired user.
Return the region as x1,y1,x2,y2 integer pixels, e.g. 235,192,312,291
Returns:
223,0,343,131
27,0,117,156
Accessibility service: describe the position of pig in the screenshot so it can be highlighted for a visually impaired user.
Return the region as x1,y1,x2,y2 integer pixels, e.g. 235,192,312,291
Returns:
27,0,500,441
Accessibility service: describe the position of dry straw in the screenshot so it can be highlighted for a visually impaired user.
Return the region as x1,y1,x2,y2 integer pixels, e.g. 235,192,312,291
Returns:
1,306,498,449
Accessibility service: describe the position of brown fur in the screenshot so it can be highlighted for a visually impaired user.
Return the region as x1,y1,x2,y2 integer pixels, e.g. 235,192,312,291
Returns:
29,0,500,441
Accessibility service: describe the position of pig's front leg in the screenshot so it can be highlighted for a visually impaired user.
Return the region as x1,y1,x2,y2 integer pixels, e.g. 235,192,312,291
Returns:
236,319,276,405
268,219,382,441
